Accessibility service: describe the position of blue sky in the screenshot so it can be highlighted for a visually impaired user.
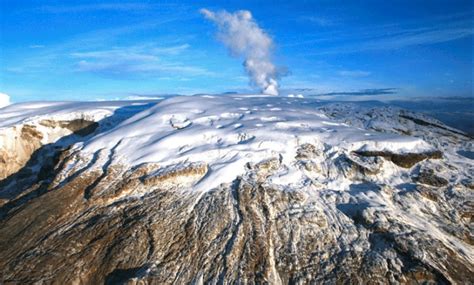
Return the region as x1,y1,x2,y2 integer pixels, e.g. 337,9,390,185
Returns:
1,0,472,102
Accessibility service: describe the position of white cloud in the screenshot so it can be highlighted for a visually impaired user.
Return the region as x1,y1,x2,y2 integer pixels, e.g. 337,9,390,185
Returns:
0,93,11,108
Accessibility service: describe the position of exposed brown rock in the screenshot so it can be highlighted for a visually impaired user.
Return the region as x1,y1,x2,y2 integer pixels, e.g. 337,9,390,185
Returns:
143,163,208,187
353,150,443,168
0,125,43,180
40,119,99,136
338,153,380,178
0,119,99,180
413,169,448,187
248,157,281,182
295,143,320,159
20,124,44,140
416,185,439,202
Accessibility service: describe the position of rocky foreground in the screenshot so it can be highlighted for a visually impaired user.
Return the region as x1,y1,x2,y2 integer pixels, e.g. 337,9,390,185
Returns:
0,95,473,284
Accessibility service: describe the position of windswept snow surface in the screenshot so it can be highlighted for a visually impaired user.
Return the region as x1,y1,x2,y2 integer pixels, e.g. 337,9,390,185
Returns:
0,99,162,155
2,94,467,194
74,94,436,191
0,100,160,129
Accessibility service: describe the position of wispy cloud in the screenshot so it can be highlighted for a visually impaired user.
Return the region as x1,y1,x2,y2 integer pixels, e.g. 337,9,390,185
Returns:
292,13,473,54
338,70,371,77
38,3,151,13
5,8,197,76
300,16,335,27
319,88,397,96
347,27,473,53
70,43,189,60
75,60,212,77
71,44,213,77
28,44,45,49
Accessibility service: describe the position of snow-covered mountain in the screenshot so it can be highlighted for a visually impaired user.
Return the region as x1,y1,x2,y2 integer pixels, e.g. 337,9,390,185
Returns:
0,94,472,284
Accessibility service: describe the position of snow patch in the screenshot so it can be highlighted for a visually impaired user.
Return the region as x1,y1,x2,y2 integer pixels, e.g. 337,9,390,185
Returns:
0,92,10,108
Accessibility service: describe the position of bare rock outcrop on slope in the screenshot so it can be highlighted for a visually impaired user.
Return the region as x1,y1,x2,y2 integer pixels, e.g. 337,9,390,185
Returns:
0,119,98,180
0,154,472,284
352,150,443,168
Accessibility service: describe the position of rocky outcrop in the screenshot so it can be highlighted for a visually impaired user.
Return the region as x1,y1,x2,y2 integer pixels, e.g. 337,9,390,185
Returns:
352,150,443,168
413,169,449,187
40,119,99,136
0,119,97,180
0,124,44,180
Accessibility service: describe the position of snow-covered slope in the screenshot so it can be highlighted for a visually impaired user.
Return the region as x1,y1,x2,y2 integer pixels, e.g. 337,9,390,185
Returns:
74,95,435,191
0,95,472,284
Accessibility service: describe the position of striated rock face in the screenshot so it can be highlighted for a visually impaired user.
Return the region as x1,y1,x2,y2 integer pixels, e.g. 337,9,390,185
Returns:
0,119,98,180
0,156,472,284
0,124,44,180
0,96,473,284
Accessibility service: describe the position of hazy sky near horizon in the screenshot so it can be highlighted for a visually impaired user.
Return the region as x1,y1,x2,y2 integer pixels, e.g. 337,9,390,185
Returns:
1,0,472,102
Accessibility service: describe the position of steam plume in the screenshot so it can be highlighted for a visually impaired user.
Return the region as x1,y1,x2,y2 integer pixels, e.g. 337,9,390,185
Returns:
201,9,280,95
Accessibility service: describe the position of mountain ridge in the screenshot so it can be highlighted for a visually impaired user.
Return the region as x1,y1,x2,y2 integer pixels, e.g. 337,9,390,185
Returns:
0,94,472,284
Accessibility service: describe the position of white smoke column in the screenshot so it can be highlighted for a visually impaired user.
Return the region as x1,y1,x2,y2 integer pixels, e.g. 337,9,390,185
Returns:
201,9,279,95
